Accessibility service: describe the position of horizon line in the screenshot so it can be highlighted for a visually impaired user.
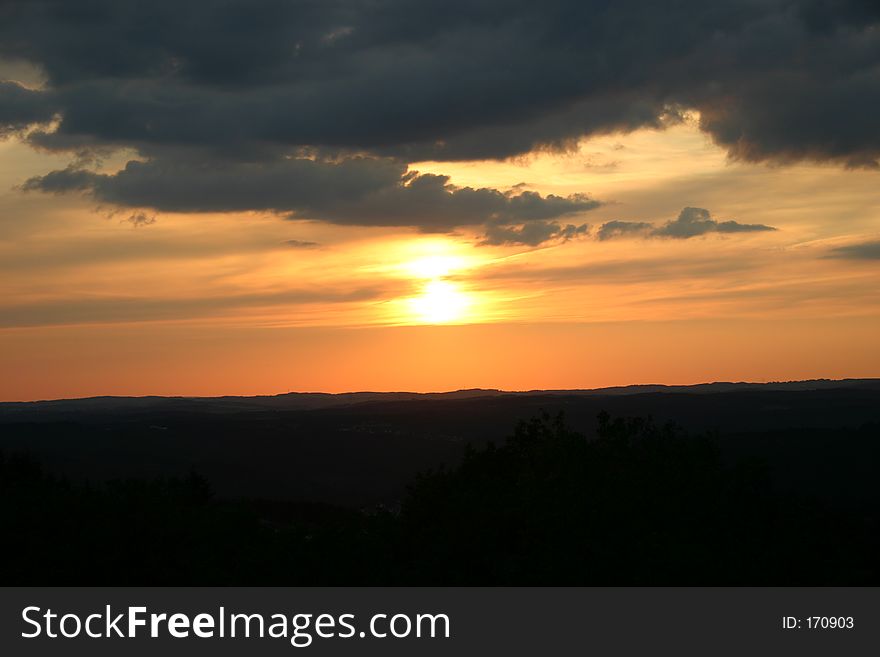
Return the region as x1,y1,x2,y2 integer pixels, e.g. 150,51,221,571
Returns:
3,377,878,405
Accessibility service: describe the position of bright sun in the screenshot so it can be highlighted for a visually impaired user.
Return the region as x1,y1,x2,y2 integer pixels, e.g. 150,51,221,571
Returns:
384,239,485,325
409,279,471,324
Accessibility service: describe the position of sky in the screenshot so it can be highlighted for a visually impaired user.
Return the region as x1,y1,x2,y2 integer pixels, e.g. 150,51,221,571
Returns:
1,0,879,400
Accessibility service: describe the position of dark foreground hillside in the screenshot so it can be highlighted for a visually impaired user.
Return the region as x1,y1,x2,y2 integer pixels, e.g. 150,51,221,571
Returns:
2,380,880,507
2,411,878,585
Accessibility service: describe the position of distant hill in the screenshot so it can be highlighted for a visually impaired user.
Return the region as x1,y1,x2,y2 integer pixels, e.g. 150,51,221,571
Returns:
3,378,878,418
1,378,878,507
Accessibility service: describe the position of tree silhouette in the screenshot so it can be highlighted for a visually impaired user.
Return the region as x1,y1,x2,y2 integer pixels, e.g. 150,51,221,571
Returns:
1,412,877,585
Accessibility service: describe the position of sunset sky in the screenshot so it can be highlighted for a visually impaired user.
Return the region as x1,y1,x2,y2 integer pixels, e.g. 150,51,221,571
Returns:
1,0,879,401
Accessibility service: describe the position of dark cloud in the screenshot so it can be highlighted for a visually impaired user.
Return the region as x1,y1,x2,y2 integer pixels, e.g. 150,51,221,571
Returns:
596,220,653,241
826,239,880,260
0,81,56,135
284,239,319,249
2,0,879,226
653,207,776,238
1,0,878,164
598,207,776,240
125,212,156,228
481,220,589,246
23,157,600,231
483,206,775,246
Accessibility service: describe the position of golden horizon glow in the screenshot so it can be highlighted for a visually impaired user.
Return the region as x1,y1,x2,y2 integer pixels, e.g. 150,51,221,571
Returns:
2,119,879,400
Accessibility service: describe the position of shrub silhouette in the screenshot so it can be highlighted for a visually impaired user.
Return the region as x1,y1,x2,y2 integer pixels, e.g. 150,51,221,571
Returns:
388,412,878,584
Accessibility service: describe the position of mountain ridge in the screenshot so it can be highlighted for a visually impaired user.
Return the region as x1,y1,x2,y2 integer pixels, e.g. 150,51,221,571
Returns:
3,377,879,411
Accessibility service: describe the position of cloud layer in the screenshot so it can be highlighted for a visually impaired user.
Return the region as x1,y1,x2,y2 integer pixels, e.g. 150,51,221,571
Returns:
3,1,879,162
2,0,878,239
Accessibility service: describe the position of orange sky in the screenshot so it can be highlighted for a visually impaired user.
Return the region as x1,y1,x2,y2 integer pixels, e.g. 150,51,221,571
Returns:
2,118,879,400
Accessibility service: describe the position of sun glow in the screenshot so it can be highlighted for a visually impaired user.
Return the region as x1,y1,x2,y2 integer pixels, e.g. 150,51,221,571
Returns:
405,254,467,279
409,279,471,324
375,239,484,325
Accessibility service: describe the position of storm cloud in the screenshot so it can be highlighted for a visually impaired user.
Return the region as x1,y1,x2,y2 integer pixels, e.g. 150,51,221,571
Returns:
0,81,57,136
2,0,879,235
3,1,879,160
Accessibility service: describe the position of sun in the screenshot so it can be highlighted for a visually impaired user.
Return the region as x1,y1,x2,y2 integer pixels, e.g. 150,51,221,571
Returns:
409,279,471,324
380,238,488,325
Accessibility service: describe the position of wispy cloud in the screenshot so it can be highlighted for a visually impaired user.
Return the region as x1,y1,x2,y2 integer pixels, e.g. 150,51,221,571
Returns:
826,240,880,261
0,287,387,328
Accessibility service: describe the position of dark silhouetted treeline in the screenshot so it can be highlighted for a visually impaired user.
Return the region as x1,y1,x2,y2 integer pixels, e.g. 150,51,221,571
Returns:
2,413,878,585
